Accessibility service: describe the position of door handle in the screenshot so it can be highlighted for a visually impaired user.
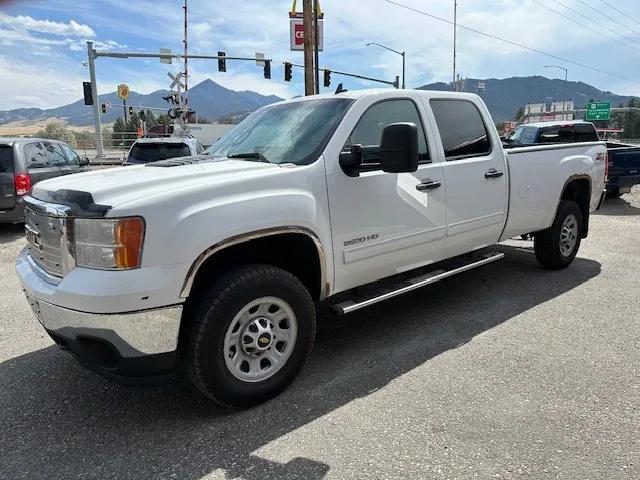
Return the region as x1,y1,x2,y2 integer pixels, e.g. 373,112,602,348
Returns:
484,169,504,179
416,179,441,191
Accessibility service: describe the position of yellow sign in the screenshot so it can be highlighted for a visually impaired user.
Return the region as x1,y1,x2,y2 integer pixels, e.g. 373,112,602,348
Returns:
117,84,130,101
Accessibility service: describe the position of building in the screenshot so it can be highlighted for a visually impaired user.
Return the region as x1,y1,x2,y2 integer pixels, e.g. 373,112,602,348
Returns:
522,100,574,123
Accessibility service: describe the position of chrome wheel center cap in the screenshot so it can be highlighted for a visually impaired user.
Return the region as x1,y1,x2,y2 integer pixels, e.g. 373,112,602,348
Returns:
242,317,275,354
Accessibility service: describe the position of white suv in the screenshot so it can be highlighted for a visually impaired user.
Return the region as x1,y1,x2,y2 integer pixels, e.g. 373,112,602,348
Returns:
125,136,205,165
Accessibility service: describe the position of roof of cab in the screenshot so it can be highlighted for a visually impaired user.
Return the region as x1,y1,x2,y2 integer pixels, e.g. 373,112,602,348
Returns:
518,120,593,129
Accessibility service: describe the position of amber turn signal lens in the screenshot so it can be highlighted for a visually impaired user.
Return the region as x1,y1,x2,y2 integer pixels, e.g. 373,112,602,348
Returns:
114,217,145,268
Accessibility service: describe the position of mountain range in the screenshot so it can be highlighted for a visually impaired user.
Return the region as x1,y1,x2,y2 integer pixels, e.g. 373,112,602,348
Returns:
0,79,283,126
0,76,634,127
418,76,632,122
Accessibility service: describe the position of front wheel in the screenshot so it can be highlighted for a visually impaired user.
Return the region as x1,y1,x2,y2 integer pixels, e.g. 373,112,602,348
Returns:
534,200,583,269
185,264,316,407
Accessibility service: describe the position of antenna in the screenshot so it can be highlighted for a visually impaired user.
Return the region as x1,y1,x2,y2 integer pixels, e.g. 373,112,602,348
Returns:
183,0,188,114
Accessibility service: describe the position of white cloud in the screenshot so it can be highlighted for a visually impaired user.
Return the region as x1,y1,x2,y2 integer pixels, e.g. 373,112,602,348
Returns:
0,13,95,37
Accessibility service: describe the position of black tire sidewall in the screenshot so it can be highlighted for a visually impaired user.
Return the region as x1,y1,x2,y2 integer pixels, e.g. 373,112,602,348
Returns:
190,266,315,406
536,200,583,268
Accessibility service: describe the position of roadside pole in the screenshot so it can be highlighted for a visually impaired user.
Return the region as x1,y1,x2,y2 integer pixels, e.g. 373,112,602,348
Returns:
87,41,104,158
313,0,320,93
303,0,315,95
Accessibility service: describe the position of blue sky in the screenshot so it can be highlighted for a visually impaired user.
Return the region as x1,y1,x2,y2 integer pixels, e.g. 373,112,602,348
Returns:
1,0,640,110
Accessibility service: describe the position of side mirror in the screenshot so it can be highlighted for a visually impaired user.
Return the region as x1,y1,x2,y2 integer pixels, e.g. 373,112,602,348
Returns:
339,144,363,177
380,122,419,173
79,156,90,166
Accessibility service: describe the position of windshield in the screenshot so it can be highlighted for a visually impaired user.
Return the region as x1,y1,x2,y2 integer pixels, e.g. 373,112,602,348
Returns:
205,98,354,165
127,143,191,164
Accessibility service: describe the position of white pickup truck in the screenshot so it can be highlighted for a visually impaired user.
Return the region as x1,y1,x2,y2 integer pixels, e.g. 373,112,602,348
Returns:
17,89,606,407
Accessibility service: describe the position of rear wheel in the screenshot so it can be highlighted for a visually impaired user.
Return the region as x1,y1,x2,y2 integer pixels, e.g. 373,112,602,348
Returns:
185,264,316,407
534,200,583,269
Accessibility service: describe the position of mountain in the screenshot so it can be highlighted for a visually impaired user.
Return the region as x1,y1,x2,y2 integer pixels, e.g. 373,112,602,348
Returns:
418,76,633,122
0,79,283,126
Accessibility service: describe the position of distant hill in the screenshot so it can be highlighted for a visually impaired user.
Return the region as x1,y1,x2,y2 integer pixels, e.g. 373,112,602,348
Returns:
0,79,283,126
418,76,632,122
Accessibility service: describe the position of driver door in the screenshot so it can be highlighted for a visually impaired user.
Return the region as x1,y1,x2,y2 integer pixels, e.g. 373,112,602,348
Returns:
325,95,447,293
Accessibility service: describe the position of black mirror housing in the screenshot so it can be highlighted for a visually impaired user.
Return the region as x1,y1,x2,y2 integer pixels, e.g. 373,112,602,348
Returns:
80,156,90,166
339,144,363,177
380,122,419,173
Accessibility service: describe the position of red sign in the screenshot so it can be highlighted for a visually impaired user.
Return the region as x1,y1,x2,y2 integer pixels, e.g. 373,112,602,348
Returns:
294,22,305,47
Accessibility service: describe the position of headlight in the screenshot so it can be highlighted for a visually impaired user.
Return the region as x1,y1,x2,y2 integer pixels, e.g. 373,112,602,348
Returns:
73,217,145,269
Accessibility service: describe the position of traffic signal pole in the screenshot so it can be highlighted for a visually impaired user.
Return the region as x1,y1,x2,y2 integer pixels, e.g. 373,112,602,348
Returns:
286,62,399,88
86,41,105,158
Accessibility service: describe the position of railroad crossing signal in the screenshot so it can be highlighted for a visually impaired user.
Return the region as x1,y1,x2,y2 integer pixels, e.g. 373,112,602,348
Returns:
323,69,331,87
218,51,226,72
117,84,130,101
585,101,611,121
168,72,185,90
284,62,292,82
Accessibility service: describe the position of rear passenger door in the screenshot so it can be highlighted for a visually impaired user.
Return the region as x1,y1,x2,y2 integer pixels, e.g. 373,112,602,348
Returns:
428,99,508,256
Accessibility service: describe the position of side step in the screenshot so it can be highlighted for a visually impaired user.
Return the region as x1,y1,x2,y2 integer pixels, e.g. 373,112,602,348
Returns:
332,251,504,315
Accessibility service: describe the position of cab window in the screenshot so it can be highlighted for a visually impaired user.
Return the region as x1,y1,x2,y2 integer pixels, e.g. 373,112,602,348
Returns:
344,99,430,169
60,143,81,167
430,99,492,160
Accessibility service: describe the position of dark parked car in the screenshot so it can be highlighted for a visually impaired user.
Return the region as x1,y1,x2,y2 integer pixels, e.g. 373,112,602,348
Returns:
0,138,90,223
503,120,600,147
604,142,640,198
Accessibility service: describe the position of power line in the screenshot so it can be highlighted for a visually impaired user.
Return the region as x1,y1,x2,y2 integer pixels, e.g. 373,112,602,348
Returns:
547,0,640,46
383,0,640,86
598,0,640,28
573,0,640,37
530,0,639,52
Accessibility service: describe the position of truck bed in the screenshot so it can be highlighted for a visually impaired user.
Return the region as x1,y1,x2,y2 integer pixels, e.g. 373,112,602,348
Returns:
500,141,607,240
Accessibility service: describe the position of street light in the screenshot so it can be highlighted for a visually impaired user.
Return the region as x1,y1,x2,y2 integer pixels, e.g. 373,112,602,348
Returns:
366,42,405,89
544,65,568,120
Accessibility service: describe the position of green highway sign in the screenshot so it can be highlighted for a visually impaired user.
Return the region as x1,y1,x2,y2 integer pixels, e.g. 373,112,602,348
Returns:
585,101,611,121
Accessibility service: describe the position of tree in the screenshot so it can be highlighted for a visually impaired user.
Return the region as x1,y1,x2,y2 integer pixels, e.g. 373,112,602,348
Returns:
35,121,76,146
514,106,525,121
155,114,171,125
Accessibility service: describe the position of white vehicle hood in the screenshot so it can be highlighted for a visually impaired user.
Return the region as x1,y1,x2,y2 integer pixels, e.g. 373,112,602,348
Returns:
31,158,280,209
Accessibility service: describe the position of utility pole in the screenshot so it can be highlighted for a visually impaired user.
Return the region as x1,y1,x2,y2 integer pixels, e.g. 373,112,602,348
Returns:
544,65,568,120
313,0,320,93
303,0,315,95
183,0,189,114
452,0,457,91
86,41,104,158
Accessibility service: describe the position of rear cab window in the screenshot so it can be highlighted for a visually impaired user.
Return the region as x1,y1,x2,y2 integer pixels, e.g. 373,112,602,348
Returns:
429,99,492,160
128,142,191,164
537,123,599,144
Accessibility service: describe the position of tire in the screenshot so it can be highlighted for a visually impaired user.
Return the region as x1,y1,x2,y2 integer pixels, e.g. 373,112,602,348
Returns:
185,264,316,407
534,200,583,269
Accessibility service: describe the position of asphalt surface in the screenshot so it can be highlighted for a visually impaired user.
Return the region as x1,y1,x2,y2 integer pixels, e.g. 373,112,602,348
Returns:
1,189,639,480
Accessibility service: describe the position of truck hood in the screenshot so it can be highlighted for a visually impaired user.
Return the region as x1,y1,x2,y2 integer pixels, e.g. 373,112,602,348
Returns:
31,158,280,210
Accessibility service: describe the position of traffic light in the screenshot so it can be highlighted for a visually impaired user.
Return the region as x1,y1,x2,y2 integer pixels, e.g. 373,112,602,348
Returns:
138,110,146,121
101,103,107,114
82,81,93,105
323,69,331,87
218,51,226,72
128,106,134,116
264,60,271,79
284,62,292,82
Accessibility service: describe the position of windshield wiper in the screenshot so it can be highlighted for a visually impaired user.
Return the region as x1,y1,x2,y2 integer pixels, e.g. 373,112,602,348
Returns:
226,152,271,163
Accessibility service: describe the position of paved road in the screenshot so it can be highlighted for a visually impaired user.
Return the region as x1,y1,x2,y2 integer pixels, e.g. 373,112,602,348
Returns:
1,191,639,479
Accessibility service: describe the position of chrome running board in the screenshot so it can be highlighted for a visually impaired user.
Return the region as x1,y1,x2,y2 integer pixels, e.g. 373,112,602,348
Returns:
332,251,505,315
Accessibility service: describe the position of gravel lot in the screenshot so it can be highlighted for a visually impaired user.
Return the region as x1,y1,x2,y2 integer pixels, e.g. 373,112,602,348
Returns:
1,189,638,479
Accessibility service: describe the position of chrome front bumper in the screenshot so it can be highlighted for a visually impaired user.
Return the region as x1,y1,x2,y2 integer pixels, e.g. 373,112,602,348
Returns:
24,291,182,358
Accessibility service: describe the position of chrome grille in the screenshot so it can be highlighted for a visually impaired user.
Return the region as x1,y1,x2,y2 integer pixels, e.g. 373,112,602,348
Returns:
25,208,67,278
